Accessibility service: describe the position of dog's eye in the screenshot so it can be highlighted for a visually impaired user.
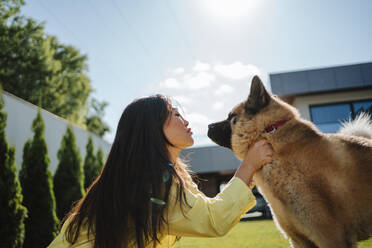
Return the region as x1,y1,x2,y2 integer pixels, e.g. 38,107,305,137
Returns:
232,117,237,124
228,114,237,125
227,113,236,121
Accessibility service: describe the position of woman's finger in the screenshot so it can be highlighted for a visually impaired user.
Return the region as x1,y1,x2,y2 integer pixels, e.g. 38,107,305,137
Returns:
255,139,268,147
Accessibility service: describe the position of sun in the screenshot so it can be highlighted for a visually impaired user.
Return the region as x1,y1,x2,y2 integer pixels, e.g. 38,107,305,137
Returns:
200,0,261,21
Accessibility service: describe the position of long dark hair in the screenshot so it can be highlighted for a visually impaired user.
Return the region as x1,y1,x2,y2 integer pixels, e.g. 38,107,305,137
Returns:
64,95,190,248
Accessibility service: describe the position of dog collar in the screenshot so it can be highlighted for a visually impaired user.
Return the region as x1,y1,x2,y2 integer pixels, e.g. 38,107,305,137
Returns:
264,120,288,133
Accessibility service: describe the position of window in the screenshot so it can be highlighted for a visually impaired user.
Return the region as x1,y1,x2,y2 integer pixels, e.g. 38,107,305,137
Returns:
353,101,372,116
310,100,372,133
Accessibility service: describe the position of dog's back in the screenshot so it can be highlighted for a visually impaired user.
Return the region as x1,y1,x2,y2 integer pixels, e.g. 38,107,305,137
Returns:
328,114,372,241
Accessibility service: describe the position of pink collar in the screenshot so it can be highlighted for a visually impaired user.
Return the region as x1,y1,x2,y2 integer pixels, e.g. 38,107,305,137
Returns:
264,120,288,133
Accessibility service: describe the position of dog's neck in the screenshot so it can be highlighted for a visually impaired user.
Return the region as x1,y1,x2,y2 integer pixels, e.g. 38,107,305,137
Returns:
262,118,322,155
264,119,289,134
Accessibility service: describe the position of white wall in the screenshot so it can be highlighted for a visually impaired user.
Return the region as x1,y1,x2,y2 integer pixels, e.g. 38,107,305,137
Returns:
293,89,372,120
2,92,112,173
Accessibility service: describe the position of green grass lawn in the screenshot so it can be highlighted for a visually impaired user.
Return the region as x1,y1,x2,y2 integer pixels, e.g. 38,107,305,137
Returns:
175,220,372,248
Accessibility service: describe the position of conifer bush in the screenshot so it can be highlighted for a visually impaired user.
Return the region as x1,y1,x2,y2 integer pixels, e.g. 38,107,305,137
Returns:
54,127,85,220
84,136,99,189
96,147,105,172
0,95,27,248
19,110,59,248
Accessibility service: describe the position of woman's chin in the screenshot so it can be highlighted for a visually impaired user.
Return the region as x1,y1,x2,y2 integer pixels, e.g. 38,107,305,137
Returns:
183,138,194,148
188,136,195,145
173,137,194,150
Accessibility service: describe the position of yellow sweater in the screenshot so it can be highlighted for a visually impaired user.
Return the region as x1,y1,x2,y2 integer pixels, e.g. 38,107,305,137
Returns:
48,177,256,248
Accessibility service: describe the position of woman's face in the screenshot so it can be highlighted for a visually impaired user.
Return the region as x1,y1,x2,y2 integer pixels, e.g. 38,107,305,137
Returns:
163,107,194,149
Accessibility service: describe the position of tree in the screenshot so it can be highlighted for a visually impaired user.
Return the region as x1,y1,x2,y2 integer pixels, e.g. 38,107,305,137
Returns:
19,110,59,248
0,0,24,23
0,18,92,125
0,0,110,137
0,91,27,248
86,98,110,137
83,136,99,189
54,127,84,220
96,147,105,171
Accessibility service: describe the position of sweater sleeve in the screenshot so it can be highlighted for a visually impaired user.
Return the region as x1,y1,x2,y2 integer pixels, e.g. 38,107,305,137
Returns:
164,176,256,237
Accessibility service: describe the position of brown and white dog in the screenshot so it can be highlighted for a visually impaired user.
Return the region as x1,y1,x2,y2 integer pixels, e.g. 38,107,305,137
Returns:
207,76,372,248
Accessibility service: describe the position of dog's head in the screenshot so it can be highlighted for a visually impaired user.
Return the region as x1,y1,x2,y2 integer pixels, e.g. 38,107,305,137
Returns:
207,76,298,159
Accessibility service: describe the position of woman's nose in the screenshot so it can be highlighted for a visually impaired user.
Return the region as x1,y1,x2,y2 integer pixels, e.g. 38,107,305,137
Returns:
184,119,189,127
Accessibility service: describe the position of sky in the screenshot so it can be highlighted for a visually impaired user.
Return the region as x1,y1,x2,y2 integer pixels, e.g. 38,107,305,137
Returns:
21,0,372,146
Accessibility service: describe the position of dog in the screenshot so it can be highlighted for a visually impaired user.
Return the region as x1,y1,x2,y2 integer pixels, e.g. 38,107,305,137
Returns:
207,76,372,248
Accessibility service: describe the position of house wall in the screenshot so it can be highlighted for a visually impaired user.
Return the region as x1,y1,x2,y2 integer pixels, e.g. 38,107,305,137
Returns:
292,89,372,120
194,172,235,197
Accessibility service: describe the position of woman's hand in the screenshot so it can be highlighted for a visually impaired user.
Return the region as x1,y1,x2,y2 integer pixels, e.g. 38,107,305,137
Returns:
243,139,273,172
235,139,273,188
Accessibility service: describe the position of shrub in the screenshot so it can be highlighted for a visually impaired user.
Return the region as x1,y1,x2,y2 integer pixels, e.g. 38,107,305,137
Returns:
54,127,84,220
19,110,59,248
0,95,27,248
84,136,99,189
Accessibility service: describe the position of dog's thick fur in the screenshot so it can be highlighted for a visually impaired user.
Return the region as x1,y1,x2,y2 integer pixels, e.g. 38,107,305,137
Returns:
207,76,372,248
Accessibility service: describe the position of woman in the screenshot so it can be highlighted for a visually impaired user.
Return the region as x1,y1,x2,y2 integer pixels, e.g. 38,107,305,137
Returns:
48,95,273,248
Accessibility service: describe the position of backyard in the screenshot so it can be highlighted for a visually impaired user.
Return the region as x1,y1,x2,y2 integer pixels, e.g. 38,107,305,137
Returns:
175,220,372,248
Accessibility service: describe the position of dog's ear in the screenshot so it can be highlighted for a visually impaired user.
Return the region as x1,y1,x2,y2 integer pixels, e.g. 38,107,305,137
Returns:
245,76,271,113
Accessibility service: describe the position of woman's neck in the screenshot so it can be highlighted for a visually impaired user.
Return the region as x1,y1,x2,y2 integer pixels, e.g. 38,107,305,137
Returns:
167,146,182,164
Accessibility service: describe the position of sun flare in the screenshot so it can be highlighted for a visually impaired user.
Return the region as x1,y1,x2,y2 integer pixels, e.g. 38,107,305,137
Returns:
200,0,261,20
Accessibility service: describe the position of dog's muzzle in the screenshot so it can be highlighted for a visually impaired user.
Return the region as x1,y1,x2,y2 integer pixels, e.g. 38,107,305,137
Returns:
207,120,232,149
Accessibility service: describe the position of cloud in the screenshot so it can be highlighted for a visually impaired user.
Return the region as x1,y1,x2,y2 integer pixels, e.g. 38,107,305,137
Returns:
212,102,224,110
214,84,234,96
184,72,215,89
214,62,261,80
160,78,180,89
145,61,267,147
173,67,184,74
173,95,192,105
193,61,211,72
